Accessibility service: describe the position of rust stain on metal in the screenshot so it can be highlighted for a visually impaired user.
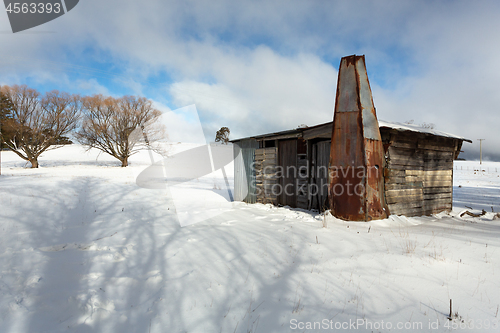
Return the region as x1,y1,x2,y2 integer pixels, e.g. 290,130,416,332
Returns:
329,55,388,221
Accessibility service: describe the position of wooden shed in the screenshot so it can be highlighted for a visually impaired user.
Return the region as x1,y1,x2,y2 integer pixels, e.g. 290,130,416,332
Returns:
233,127,307,208
232,120,471,217
378,121,472,216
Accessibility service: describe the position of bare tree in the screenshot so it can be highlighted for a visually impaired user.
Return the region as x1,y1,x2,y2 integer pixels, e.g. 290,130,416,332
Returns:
420,122,435,129
0,85,80,168
76,95,164,167
215,127,230,144
405,119,435,129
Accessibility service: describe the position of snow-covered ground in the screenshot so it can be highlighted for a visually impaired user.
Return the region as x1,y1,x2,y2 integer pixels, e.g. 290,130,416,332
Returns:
453,161,500,213
0,145,499,333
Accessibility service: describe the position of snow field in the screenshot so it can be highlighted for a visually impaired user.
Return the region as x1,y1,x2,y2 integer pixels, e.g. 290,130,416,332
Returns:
0,146,499,332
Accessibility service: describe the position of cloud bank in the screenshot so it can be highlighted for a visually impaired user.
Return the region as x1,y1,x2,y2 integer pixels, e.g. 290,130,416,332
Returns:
1,0,499,159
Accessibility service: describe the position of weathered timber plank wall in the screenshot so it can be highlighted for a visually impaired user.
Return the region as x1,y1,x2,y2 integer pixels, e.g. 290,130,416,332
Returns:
382,130,457,217
255,147,278,205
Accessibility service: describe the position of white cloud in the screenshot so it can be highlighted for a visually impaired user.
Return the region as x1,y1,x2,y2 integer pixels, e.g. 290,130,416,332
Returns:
154,103,207,144
169,47,337,140
1,0,500,159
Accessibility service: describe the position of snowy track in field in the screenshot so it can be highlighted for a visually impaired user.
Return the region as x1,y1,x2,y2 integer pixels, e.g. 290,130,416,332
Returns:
1,146,500,332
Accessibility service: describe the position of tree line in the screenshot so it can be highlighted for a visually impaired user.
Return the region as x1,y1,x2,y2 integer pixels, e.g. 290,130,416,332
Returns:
0,84,165,168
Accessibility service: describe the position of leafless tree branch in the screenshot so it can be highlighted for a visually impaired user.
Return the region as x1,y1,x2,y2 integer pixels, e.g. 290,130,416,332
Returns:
0,85,80,168
76,95,166,167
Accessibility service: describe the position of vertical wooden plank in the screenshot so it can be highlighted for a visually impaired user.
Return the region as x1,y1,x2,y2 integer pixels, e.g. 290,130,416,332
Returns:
279,139,297,207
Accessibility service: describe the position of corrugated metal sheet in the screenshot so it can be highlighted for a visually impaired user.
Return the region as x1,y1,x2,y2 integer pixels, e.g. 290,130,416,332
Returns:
233,120,471,144
329,55,388,221
233,139,259,203
310,140,330,211
378,121,472,143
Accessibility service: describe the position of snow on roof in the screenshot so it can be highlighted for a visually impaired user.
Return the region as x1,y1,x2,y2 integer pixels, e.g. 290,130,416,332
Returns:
378,120,472,143
233,120,472,143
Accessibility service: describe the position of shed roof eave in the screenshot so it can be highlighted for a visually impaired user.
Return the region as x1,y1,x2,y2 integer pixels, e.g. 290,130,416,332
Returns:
378,120,473,143
231,120,472,144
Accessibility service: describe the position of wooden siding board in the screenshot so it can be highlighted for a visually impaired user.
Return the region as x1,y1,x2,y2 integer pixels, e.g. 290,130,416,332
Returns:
405,170,452,176
423,193,452,200
386,195,424,205
278,140,298,207
423,186,453,194
255,147,278,205
383,129,457,217
386,163,453,171
388,201,423,211
385,183,423,191
386,188,424,197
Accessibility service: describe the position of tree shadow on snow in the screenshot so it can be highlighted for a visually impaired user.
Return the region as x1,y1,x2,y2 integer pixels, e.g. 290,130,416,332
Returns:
0,173,444,333
0,175,176,333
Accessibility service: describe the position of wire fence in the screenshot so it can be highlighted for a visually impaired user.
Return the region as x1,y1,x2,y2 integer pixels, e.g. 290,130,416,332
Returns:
454,165,499,173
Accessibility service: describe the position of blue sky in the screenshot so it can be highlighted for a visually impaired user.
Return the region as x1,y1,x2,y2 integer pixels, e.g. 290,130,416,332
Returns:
1,0,500,160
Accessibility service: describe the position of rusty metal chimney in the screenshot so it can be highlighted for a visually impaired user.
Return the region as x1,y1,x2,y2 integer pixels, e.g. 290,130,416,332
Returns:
329,55,388,221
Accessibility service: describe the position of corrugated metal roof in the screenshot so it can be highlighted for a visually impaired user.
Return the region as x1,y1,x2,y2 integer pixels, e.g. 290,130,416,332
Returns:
232,120,472,143
231,128,302,142
378,120,473,143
